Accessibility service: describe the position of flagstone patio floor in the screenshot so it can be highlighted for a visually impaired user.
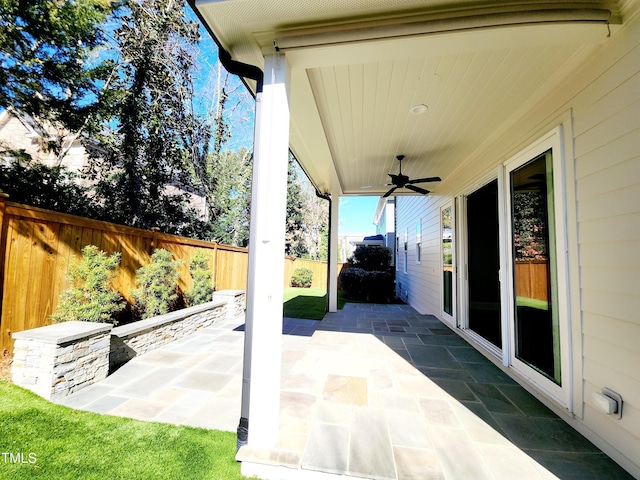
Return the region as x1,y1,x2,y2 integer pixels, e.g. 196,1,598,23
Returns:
59,303,633,480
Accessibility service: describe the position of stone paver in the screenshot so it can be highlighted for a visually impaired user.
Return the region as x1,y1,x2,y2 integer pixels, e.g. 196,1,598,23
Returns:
58,315,248,428
59,305,633,480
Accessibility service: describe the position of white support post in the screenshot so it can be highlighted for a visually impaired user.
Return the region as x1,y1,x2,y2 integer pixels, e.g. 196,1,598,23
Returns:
240,53,290,449
328,193,340,312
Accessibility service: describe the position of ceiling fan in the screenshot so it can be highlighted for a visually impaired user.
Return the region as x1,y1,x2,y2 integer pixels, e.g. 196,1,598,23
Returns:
363,155,441,198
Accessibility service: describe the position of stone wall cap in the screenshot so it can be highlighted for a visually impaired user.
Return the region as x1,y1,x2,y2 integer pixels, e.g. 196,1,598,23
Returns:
12,321,113,344
213,289,245,296
112,300,226,337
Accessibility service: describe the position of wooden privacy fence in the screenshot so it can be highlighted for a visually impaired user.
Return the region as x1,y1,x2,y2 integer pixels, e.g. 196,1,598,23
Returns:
283,257,328,289
0,198,252,356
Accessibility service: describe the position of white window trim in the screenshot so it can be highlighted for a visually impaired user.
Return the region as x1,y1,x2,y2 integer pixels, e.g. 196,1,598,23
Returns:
395,236,400,271
416,219,422,264
403,228,408,274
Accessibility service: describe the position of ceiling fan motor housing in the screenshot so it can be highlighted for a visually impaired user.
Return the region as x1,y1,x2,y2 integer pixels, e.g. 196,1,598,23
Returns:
390,173,410,187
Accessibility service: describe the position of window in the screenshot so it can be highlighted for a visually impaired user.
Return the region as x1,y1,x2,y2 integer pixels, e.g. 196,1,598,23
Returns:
403,228,408,273
416,220,422,264
442,205,453,318
395,236,400,271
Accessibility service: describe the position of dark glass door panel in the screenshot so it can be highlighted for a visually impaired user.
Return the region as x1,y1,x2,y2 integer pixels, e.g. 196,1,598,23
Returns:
467,180,501,348
510,151,561,384
442,206,453,316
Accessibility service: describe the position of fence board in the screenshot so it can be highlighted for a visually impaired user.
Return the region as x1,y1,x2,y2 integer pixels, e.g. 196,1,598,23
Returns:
285,258,328,289
1,218,32,353
28,220,58,330
215,246,248,291
38,220,59,326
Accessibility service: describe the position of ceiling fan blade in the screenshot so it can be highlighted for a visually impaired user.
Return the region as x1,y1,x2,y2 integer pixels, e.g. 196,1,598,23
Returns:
406,176,442,184
382,186,397,198
405,184,431,195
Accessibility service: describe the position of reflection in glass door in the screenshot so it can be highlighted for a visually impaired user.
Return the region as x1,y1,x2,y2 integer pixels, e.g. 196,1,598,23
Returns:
442,205,453,320
510,150,561,384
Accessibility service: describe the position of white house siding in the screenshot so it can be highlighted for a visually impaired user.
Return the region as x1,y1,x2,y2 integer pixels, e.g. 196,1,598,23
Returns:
395,9,640,476
395,195,440,313
570,12,640,474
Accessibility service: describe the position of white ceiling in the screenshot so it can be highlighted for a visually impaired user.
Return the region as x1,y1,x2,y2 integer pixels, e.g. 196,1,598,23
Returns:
192,0,628,196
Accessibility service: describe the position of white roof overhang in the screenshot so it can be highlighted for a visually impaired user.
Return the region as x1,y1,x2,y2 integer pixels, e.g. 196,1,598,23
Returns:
191,0,628,197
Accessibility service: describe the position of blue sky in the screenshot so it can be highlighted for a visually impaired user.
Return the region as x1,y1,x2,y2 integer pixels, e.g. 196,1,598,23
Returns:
189,11,380,238
339,196,380,235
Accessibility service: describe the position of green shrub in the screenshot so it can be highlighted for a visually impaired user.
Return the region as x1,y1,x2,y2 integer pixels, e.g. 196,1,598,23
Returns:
340,245,395,302
291,267,313,288
186,250,213,306
347,245,393,270
339,267,366,300
51,245,124,324
339,267,394,302
132,249,183,319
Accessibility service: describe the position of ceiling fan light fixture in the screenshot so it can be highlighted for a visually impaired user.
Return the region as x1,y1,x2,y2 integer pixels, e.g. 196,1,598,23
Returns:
409,104,428,115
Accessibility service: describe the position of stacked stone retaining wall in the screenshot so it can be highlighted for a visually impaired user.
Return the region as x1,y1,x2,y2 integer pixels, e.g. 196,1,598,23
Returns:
11,322,112,401
109,299,227,370
213,289,246,321
11,292,245,400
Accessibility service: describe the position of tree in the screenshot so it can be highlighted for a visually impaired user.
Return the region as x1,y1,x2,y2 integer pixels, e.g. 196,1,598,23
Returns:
283,156,329,259
206,149,253,246
84,0,207,236
300,183,329,261
0,0,115,153
285,155,308,257
0,152,98,218
183,64,253,246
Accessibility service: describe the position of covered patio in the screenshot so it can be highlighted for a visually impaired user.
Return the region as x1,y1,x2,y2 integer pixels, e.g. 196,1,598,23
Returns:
185,0,638,476
60,303,631,479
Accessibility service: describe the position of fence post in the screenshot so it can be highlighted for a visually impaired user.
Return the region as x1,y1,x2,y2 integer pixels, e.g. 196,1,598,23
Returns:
0,192,10,356
150,227,160,253
212,242,219,291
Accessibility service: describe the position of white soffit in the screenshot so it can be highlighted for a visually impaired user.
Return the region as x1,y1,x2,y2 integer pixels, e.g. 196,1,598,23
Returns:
289,22,611,195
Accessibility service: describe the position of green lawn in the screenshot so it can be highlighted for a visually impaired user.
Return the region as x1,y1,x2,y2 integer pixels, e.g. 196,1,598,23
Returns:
516,296,549,310
0,380,245,480
283,287,345,320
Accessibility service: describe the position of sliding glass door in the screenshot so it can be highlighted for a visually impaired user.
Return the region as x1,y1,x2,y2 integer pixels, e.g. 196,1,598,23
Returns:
509,150,561,384
455,128,570,407
465,180,502,349
504,127,570,406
